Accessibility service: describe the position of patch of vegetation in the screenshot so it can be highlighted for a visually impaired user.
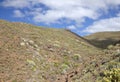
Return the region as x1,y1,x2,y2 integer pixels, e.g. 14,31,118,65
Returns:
101,68,120,82
72,54,81,62
1,20,120,82
61,63,70,74
12,79,17,82
107,45,114,49
27,59,37,71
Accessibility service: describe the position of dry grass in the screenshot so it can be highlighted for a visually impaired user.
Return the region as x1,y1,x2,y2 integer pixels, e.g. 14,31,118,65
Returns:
0,20,120,82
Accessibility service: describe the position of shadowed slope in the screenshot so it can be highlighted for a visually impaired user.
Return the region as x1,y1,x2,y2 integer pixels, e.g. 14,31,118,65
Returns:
84,31,120,49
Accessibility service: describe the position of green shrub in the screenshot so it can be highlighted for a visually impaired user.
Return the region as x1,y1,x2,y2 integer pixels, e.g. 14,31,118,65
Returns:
107,45,114,49
101,68,120,82
27,59,36,71
72,54,81,61
61,63,69,74
12,79,17,82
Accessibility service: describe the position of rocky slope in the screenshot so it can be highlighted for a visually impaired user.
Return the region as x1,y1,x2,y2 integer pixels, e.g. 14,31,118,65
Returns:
0,20,120,82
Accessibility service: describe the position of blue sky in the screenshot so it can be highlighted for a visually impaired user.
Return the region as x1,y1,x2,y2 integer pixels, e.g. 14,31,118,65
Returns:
0,0,120,36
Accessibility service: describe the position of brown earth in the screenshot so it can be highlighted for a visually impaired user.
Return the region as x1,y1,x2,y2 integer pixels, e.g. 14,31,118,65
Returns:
0,20,120,82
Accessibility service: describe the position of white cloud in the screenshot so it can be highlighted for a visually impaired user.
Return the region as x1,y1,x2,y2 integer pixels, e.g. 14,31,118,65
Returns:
67,25,76,30
2,0,30,8
83,17,120,33
1,0,120,25
13,10,25,17
32,7,98,24
32,0,100,23
105,0,120,6
117,12,120,17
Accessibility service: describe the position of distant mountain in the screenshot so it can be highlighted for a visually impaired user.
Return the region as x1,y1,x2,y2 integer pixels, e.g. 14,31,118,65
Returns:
84,31,120,48
0,20,120,82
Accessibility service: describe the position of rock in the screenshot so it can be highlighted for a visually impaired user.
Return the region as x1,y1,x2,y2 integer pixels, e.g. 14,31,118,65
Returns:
34,44,38,48
116,49,120,53
26,42,29,45
36,48,40,51
76,39,80,42
29,40,34,44
49,48,54,52
53,43,60,47
20,42,25,46
22,38,28,42
54,41,60,43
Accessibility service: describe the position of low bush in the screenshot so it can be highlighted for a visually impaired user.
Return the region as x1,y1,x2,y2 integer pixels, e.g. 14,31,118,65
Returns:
101,68,120,82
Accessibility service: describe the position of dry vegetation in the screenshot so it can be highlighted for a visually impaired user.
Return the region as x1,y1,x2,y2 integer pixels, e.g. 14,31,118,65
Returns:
0,20,120,82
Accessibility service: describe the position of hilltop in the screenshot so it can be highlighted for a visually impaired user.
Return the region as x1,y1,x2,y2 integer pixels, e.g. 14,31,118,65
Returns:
84,31,120,49
0,20,120,82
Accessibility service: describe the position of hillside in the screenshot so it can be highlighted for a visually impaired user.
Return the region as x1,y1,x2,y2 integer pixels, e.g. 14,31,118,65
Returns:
84,31,120,49
0,20,120,82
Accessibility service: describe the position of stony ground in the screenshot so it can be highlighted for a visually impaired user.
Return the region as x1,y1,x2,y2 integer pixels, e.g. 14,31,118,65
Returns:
0,20,120,82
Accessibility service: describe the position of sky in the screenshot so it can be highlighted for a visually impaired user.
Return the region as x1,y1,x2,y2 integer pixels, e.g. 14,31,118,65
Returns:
0,0,120,36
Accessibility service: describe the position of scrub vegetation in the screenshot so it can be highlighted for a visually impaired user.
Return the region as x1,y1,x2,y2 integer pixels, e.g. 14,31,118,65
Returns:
0,20,120,82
